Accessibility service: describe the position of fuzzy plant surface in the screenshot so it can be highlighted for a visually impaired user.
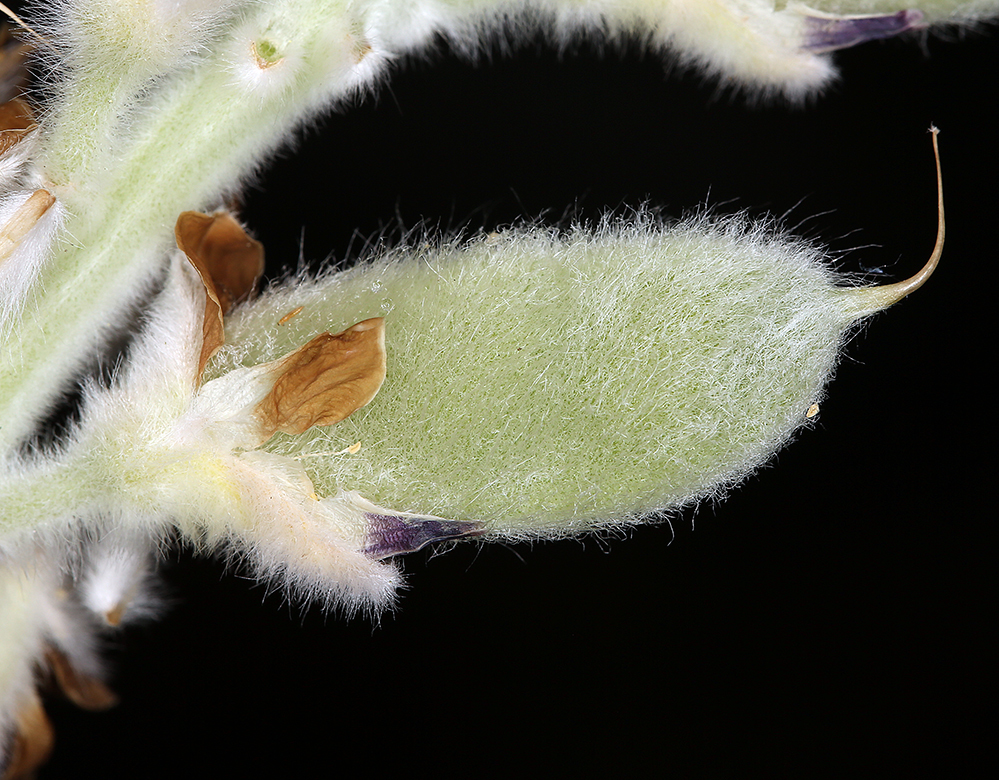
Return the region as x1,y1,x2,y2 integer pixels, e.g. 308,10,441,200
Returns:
0,0,991,775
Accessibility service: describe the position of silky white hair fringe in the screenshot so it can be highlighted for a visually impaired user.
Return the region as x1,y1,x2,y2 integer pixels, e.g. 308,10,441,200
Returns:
214,207,855,541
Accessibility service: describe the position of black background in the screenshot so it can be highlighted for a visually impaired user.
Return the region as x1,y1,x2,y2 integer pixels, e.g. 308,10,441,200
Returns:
25,16,996,780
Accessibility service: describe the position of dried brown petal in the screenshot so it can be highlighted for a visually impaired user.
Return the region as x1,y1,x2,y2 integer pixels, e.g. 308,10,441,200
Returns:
176,211,263,382
176,235,224,383
0,97,32,131
255,318,387,439
0,189,54,265
175,211,264,314
1,691,53,780
43,647,118,711
0,97,33,156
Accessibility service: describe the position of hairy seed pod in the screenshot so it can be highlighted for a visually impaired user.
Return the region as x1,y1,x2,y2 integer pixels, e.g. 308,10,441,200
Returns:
210,132,943,541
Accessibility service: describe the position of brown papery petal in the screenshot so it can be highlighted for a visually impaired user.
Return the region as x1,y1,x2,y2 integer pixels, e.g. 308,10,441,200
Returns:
0,97,32,131
175,211,264,314
175,227,225,384
176,211,263,382
0,97,34,156
1,691,53,780
43,647,118,711
255,318,387,439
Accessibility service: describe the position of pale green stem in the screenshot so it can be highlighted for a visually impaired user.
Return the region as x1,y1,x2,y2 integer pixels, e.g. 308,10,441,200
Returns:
0,0,362,450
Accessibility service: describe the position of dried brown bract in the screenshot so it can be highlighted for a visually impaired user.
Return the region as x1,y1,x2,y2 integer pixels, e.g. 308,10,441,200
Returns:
255,318,387,440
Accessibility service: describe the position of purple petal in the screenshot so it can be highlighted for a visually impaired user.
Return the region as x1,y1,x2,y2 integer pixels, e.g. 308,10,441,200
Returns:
363,513,485,559
803,10,924,54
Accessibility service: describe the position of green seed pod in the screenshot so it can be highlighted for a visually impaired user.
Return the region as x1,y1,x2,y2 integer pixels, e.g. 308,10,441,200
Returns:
210,132,943,545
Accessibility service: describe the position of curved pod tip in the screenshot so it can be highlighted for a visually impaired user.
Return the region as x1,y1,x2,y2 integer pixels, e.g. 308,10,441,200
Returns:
841,127,944,321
